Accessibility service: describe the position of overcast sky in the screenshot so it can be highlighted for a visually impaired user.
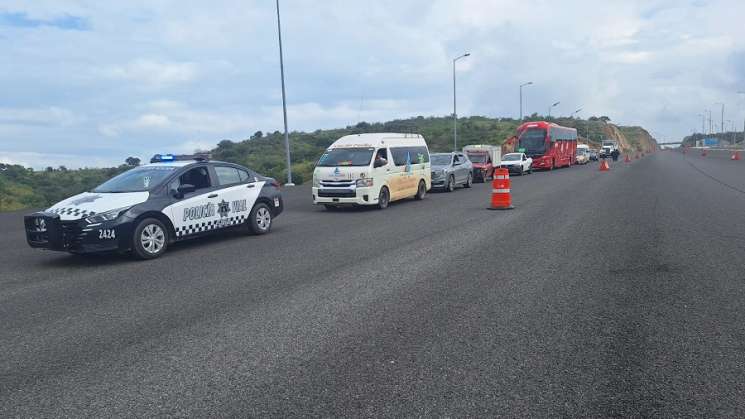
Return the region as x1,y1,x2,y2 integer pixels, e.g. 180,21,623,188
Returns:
1,0,744,168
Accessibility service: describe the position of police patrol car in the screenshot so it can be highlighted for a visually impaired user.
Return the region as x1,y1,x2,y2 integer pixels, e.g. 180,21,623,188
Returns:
24,154,283,259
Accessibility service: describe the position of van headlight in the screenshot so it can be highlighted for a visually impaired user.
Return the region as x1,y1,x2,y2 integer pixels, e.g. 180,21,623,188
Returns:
312,175,319,188
85,207,131,224
355,178,373,187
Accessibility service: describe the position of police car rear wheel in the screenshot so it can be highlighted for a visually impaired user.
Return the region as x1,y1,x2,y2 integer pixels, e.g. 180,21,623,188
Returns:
249,203,272,234
132,218,168,259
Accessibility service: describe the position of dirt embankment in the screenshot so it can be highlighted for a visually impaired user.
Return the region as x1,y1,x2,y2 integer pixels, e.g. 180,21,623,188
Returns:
607,124,658,153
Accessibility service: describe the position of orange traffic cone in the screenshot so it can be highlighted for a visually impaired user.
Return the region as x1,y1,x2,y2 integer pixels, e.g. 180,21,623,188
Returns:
624,154,631,163
731,151,741,161
488,168,514,210
599,159,610,171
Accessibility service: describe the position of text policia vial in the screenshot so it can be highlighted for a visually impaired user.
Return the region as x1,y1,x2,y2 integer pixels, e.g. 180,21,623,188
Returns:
23,154,283,259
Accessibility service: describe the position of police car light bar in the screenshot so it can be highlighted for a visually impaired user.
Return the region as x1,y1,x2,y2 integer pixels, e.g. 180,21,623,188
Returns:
150,153,211,163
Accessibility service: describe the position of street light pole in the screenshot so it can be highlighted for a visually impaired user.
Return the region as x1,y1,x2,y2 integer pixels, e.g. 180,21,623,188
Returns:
519,81,533,121
276,0,293,186
548,101,560,118
738,91,745,145
452,52,470,152
713,102,724,135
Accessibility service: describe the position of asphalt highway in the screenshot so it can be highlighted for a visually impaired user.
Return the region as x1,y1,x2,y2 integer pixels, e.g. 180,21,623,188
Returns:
2,152,745,417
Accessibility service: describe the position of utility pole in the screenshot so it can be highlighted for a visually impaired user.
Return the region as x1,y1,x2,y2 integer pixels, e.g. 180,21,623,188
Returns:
519,81,533,121
452,52,470,151
276,0,293,186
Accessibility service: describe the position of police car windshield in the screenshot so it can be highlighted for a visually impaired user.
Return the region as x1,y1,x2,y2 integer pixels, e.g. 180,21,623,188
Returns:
317,148,374,167
93,166,177,193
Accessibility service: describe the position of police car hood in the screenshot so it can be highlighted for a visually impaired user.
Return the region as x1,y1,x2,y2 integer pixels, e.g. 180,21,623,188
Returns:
47,191,150,221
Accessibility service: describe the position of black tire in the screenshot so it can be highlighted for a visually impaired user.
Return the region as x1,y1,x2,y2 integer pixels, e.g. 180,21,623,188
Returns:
464,173,473,188
132,218,168,260
446,175,455,192
377,186,390,209
248,202,272,235
415,180,426,200
528,167,533,174
518,167,524,176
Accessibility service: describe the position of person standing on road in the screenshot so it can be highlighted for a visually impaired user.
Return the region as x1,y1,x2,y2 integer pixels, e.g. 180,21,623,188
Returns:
611,149,620,162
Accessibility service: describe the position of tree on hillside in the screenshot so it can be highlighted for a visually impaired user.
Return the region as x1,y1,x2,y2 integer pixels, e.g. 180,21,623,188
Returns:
251,131,263,140
599,116,611,122
125,156,141,166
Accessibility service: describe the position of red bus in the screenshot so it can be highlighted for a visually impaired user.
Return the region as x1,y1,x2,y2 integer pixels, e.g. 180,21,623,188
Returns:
516,121,577,170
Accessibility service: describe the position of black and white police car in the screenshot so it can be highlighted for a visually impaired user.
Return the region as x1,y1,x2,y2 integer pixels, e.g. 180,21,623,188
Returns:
24,154,283,259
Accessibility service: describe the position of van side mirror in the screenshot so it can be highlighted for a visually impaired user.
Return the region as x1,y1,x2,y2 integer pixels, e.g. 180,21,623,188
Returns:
374,158,387,168
177,183,196,196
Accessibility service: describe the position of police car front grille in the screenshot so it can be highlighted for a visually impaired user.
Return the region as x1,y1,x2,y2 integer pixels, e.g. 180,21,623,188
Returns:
61,221,85,248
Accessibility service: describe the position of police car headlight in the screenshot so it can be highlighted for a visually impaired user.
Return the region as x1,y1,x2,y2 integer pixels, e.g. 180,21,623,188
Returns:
355,178,373,187
85,207,131,224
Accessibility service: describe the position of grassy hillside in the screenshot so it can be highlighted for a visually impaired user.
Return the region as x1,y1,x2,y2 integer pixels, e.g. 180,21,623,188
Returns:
212,115,654,183
1,114,657,212
0,164,129,212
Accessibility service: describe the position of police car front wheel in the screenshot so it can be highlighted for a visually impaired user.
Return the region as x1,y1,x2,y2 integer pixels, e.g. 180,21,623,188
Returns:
132,218,169,259
248,203,272,235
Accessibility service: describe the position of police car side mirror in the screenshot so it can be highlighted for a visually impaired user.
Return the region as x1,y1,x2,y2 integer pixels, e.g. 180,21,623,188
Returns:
177,184,196,196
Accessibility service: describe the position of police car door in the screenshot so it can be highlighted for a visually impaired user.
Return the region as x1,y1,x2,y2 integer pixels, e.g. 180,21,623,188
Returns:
210,165,264,229
165,165,222,238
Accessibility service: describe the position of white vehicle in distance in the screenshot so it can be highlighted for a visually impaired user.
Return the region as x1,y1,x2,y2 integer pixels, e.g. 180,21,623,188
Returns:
500,153,533,175
312,133,431,210
576,144,590,164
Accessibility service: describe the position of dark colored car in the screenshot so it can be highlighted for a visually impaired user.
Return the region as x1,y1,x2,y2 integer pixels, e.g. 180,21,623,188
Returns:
24,154,283,259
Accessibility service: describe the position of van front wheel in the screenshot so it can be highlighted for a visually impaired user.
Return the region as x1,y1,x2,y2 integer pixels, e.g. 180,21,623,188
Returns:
377,186,390,209
415,180,426,200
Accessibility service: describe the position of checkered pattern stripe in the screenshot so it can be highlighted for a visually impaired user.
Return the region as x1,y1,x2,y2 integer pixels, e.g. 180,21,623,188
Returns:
176,215,248,237
48,207,97,218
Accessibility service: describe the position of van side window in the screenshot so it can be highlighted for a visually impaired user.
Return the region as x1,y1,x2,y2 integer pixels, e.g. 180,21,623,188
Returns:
390,146,430,166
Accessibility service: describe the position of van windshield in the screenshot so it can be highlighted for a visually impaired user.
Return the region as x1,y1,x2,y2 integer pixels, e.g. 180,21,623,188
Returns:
317,148,374,167
467,153,487,163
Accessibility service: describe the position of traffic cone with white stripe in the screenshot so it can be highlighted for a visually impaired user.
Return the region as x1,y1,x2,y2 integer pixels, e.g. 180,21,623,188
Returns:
731,150,741,161
488,168,514,210
599,159,610,171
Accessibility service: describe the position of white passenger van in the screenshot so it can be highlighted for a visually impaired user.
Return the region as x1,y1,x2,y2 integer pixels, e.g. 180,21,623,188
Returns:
312,133,431,210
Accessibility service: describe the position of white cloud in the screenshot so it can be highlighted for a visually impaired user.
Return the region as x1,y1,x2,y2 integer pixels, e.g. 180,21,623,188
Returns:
0,106,80,127
3,0,745,167
103,59,198,87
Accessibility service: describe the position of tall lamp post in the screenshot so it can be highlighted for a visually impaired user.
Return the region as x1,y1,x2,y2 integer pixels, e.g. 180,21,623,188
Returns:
713,102,724,134
547,101,560,118
738,91,745,145
276,0,293,185
519,81,533,121
452,52,470,151
571,107,583,139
